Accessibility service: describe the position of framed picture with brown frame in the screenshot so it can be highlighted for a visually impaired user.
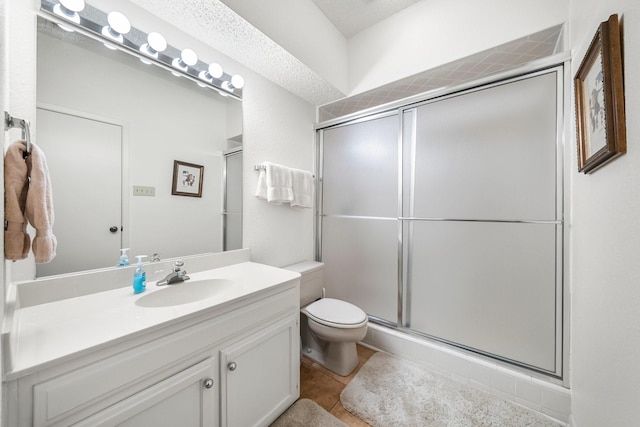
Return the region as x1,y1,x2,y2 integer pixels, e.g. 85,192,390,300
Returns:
171,160,204,197
574,13,626,174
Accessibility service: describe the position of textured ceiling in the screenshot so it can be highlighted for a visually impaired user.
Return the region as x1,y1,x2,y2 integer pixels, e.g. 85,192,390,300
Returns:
126,1,563,116
318,24,564,121
128,0,345,106
311,0,422,38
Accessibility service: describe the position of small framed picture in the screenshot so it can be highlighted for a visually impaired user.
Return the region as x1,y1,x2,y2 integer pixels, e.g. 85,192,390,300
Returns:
574,14,626,174
172,160,204,197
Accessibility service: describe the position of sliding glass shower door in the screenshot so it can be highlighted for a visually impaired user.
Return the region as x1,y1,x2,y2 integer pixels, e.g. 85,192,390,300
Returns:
403,72,562,372
317,66,564,376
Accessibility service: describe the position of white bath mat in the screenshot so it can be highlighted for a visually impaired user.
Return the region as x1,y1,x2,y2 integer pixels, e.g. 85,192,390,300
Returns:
270,398,348,427
341,352,562,427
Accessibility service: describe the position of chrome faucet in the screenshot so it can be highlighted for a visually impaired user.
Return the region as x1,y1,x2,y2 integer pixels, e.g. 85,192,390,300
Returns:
156,260,190,286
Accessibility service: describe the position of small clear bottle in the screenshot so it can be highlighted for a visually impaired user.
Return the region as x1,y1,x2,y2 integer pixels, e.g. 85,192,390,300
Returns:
133,255,147,294
117,248,130,267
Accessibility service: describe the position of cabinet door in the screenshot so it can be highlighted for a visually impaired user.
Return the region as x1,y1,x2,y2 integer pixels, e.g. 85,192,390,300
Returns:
75,358,217,427
220,317,299,427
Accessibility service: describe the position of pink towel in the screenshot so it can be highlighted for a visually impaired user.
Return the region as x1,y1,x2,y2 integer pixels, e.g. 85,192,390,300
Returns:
4,141,30,260
4,140,57,263
26,143,57,263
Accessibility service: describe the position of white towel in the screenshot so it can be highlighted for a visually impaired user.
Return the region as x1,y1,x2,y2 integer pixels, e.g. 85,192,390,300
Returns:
255,168,268,200
266,162,293,203
290,168,313,209
256,162,294,204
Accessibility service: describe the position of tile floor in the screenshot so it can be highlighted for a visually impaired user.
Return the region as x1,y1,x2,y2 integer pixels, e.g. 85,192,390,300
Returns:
299,344,376,426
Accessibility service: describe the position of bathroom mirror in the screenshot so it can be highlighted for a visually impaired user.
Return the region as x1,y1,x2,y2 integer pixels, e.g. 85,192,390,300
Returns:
33,17,243,278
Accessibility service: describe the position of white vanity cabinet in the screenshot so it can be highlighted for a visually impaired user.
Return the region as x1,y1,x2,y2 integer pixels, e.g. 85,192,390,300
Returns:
7,276,300,427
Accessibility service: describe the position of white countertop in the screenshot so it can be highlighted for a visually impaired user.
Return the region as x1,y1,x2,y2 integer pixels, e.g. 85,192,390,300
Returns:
9,261,300,379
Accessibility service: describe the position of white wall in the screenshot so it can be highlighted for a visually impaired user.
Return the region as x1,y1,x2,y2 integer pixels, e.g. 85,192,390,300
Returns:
242,75,315,267
569,2,640,425
347,0,570,94
0,1,6,421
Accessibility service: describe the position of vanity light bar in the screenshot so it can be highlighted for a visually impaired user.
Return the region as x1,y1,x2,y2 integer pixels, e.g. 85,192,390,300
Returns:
39,0,243,100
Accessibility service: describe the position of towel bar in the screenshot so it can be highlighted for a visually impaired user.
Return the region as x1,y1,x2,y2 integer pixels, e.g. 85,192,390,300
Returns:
254,164,315,177
4,111,32,158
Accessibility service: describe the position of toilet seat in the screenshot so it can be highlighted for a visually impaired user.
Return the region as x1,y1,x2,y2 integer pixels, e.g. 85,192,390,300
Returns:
302,298,368,329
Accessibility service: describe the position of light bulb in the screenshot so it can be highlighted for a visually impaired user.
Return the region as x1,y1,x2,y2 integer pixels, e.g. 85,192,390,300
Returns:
221,81,233,92
53,0,84,19
231,74,245,89
53,0,85,29
139,32,167,64
101,11,131,44
181,49,198,66
208,63,223,79
221,74,245,93
171,48,198,76
198,63,223,83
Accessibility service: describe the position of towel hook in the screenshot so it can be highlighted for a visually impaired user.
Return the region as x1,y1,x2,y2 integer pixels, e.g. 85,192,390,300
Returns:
4,111,32,159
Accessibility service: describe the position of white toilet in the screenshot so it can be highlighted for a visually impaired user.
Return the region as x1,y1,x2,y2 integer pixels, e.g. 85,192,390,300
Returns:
285,261,368,376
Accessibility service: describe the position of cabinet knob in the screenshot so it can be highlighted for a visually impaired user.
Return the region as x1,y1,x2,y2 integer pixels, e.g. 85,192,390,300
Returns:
227,362,237,371
203,378,214,389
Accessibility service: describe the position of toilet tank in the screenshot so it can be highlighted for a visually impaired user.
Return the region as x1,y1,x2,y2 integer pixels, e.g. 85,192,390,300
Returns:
284,261,324,306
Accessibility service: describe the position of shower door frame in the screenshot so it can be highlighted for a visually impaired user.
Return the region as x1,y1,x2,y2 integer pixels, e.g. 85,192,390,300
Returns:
315,54,571,381
222,147,243,251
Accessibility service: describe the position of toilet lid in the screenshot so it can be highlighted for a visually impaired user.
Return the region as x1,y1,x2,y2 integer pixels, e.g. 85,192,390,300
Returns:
304,298,367,326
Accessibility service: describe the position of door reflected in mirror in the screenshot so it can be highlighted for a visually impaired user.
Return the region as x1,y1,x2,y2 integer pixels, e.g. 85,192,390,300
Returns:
34,17,242,278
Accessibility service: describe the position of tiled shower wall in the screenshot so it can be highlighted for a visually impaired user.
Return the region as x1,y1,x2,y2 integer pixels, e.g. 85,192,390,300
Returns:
318,24,564,121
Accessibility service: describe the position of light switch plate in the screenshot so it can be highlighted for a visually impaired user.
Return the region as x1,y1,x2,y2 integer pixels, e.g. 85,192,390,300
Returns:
133,185,155,196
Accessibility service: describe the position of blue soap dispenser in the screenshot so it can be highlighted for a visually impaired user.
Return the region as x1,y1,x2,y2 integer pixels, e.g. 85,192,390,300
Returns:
117,248,130,267
133,255,147,294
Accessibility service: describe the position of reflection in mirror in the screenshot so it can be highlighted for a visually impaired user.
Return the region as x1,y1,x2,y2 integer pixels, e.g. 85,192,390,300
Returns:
223,148,243,251
34,17,242,278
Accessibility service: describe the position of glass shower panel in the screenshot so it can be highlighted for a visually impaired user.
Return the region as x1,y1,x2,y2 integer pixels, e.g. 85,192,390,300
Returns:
320,113,400,323
321,216,398,322
412,73,558,221
407,221,558,372
322,114,399,217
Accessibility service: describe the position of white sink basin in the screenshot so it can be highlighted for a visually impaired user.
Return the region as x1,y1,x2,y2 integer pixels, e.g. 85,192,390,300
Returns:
135,278,234,308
